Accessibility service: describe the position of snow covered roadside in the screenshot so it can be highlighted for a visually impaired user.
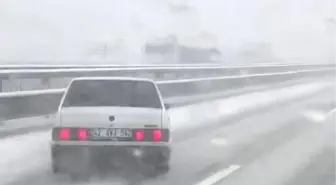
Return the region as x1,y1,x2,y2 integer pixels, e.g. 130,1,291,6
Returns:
0,115,54,136
169,81,333,131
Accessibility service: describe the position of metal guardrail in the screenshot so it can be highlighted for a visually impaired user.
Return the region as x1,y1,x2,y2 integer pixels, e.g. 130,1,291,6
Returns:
0,63,221,70
0,64,334,79
0,67,334,122
0,62,330,70
1,63,334,93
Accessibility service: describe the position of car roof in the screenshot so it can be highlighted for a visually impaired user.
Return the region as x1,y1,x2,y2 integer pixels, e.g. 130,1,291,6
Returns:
70,77,156,83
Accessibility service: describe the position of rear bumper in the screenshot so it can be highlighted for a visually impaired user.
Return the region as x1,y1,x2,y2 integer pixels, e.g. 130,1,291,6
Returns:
51,142,171,164
51,140,171,146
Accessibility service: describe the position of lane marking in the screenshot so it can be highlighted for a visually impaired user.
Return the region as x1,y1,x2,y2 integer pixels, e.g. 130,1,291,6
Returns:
211,138,229,146
302,108,336,122
302,110,327,122
326,108,336,117
195,165,241,185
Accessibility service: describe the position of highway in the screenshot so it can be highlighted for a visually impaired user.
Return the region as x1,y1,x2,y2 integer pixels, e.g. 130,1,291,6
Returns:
1,81,335,185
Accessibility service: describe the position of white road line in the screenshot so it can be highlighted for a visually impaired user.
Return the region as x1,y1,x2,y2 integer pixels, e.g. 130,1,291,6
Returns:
302,110,326,122
302,108,336,123
327,108,336,117
211,138,229,146
195,165,241,185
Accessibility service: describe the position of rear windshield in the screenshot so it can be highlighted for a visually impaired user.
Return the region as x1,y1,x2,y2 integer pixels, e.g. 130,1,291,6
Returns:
62,80,162,109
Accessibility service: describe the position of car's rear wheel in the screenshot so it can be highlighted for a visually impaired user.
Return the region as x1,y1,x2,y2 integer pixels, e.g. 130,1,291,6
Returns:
69,172,90,181
51,147,61,173
155,155,170,174
51,146,91,176
52,161,60,173
156,161,170,170
139,152,170,177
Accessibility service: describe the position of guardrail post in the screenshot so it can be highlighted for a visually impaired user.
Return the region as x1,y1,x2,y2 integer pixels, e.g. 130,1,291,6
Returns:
41,78,51,89
154,72,164,80
0,79,2,92
7,75,18,92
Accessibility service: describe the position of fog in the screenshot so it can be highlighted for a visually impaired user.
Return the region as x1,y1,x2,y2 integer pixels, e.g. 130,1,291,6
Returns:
0,0,335,64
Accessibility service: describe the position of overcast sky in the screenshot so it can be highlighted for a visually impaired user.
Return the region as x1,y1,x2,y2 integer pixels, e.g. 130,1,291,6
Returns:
0,0,335,63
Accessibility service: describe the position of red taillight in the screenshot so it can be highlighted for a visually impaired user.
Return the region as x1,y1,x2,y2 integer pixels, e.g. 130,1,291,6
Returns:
135,130,144,141
77,129,88,140
59,128,70,140
152,130,162,142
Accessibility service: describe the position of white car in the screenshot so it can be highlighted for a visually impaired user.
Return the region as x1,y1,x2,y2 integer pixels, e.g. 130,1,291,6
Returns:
50,77,172,177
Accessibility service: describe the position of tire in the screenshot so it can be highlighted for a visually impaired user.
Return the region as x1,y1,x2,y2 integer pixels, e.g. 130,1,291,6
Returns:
141,154,170,177
51,148,60,174
156,162,170,170
139,163,157,178
69,172,89,182
155,160,170,175
52,162,59,173
52,145,91,175
156,152,170,169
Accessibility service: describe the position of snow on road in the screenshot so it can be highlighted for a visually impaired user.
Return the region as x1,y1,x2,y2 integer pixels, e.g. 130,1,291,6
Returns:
0,81,332,184
170,81,331,131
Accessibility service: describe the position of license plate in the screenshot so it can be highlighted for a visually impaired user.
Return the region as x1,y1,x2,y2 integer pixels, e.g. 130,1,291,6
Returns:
90,128,132,138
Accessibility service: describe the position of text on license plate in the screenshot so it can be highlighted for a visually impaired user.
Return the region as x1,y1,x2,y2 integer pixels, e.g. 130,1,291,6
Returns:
90,128,132,138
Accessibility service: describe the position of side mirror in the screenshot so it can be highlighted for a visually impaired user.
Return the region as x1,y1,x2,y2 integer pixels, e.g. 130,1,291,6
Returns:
164,103,171,110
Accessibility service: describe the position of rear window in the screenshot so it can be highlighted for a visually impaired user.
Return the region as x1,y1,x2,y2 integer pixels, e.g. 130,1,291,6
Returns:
61,80,162,109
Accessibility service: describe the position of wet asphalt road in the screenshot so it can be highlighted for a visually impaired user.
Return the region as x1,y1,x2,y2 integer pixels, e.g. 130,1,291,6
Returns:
4,84,335,185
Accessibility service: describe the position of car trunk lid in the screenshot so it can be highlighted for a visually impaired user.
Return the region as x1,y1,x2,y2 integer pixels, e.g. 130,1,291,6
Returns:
60,107,162,129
